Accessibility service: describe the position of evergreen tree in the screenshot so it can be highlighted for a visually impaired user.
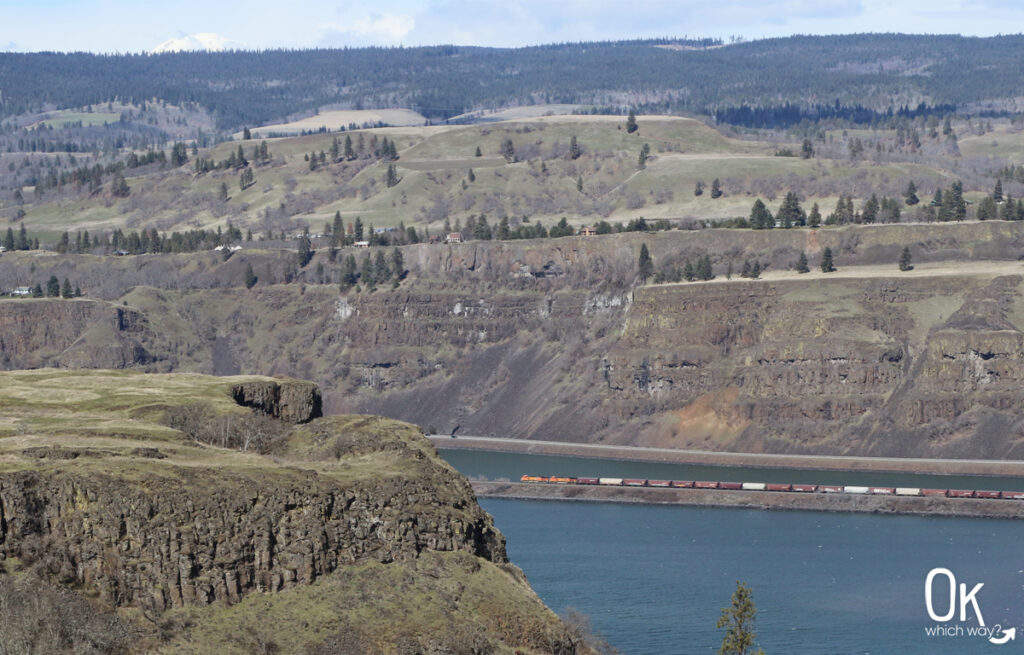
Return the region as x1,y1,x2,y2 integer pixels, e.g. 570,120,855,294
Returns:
391,247,404,281
344,135,355,160
796,252,810,273
500,138,516,162
244,263,258,288
904,180,919,206
339,254,358,290
637,143,650,169
638,243,653,283
716,581,765,655
2,227,14,251
625,110,638,134
242,127,252,140
31,283,42,298
807,203,822,228
46,275,60,297
1001,193,1017,221
976,196,997,221
170,142,189,167
467,168,475,183
696,254,714,281
360,253,376,287
385,164,399,188
821,247,836,272
111,172,130,197
61,278,72,298
694,180,705,196
994,179,1004,203
354,217,364,241
682,260,695,281
295,235,313,268
475,215,493,240
375,250,391,282
800,138,814,159
16,224,28,251
219,182,228,202
710,178,723,199
899,246,913,271
777,191,805,228
577,176,583,193
749,199,774,229
474,146,482,157
949,180,967,221
568,135,581,160
862,194,880,224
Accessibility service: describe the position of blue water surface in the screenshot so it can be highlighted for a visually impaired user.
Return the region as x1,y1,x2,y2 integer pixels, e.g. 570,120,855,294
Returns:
481,498,1024,655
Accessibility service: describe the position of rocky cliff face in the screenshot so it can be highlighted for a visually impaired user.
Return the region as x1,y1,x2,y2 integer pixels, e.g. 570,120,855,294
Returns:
5,223,1024,459
0,455,503,611
231,379,322,423
0,299,159,370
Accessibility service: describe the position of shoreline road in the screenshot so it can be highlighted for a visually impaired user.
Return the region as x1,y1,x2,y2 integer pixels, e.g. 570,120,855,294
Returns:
429,435,1024,477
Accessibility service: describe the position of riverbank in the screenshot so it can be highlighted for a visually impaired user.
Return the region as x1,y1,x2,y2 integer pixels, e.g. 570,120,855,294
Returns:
472,481,1024,519
433,436,1024,477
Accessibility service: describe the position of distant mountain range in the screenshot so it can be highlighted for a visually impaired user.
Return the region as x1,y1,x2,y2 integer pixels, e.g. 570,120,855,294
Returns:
2,34,1024,131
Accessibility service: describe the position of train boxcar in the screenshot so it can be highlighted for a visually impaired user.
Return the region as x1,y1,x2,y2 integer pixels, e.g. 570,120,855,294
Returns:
1002,491,1024,500
869,487,896,495
921,489,948,497
577,477,600,485
719,482,743,490
947,489,975,498
765,483,792,492
791,484,817,493
598,477,623,486
623,478,647,487
742,482,767,491
648,480,672,488
820,485,843,493
671,480,694,488
694,481,719,490
895,488,921,496
975,490,1001,499
844,486,870,494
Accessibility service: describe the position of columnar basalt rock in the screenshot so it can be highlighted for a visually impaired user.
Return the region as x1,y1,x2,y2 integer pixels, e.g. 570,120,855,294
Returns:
0,431,505,611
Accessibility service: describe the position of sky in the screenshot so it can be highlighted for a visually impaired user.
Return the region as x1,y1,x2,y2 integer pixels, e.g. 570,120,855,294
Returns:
1,0,1023,53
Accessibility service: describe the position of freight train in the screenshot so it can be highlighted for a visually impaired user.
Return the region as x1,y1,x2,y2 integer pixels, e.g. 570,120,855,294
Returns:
518,476,1024,499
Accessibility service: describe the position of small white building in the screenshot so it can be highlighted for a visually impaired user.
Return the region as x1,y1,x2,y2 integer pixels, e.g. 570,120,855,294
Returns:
12,286,31,296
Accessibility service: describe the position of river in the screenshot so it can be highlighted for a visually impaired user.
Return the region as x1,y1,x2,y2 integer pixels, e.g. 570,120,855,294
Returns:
440,448,1024,654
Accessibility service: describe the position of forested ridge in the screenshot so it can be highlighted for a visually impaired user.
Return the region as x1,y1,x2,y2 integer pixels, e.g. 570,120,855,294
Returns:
4,34,1024,130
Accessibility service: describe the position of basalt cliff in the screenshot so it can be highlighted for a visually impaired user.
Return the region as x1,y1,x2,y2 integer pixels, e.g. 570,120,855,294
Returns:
0,371,586,655
4,222,1024,458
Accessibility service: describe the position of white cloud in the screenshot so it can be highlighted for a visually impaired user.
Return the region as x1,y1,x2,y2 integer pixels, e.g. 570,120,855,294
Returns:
151,32,244,54
318,12,415,45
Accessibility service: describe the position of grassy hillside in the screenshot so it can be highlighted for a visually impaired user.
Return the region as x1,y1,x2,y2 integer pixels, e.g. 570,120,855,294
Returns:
5,110,1014,242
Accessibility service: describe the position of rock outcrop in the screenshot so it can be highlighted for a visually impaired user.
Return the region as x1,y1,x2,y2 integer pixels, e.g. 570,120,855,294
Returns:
0,455,503,611
231,379,322,423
